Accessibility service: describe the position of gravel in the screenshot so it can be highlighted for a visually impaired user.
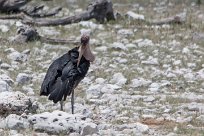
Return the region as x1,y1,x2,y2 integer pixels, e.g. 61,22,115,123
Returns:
0,0,204,135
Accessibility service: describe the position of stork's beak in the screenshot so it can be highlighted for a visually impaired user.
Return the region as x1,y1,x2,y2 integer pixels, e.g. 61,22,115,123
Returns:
77,34,95,67
77,45,86,67
77,44,95,67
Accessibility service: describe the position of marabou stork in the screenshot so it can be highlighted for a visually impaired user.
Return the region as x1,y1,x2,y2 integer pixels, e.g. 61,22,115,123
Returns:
40,33,95,114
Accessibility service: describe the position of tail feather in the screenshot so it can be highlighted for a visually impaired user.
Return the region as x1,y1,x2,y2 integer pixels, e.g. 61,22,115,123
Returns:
48,78,73,103
40,83,49,96
48,79,64,103
41,76,57,96
49,87,64,103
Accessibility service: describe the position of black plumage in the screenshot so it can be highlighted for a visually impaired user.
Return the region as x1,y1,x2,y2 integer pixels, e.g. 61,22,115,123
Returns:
40,47,90,113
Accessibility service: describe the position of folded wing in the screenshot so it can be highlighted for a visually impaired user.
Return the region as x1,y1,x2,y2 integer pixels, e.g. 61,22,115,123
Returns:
40,47,90,103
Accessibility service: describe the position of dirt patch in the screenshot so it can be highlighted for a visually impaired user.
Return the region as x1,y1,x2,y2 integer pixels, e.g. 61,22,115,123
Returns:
141,118,176,126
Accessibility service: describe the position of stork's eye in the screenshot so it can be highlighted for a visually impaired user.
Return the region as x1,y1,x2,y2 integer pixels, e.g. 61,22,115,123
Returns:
81,37,89,45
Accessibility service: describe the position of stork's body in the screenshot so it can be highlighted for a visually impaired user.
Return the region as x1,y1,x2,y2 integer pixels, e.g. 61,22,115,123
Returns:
40,34,94,114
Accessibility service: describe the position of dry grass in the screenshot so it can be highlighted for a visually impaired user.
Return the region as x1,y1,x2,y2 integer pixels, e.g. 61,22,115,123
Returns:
0,0,204,135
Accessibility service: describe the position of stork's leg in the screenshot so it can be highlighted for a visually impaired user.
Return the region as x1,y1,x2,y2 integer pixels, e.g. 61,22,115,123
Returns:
71,90,74,114
60,100,63,111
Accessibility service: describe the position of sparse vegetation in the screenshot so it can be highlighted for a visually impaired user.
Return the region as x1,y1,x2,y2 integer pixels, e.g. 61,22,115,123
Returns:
0,0,204,135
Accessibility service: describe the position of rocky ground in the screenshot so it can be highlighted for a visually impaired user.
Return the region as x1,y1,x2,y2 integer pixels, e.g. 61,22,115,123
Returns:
0,0,204,135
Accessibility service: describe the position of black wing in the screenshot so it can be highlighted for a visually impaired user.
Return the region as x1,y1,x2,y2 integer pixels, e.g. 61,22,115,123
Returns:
40,52,70,96
40,47,90,103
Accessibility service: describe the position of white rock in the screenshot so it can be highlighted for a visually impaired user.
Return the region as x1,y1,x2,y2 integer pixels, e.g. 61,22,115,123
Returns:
133,39,143,43
95,78,105,84
82,108,93,118
95,46,108,52
11,133,24,136
69,133,81,136
149,82,160,88
5,48,15,53
86,84,102,99
16,73,31,85
0,63,11,69
28,111,98,135
141,114,156,119
135,39,154,47
187,102,204,112
173,60,181,66
122,129,134,135
100,107,117,119
0,114,29,130
173,126,178,132
110,73,127,86
166,132,177,136
164,109,171,113
7,51,27,62
126,11,145,20
80,29,92,36
126,43,136,48
117,29,133,36
29,111,79,134
0,25,9,32
182,47,190,54
119,123,149,134
97,123,111,130
180,92,203,101
141,56,159,65
196,68,204,80
178,116,193,123
187,63,196,68
101,84,121,93
64,103,92,118
148,82,160,92
184,73,195,81
81,77,92,85
143,96,155,102
162,24,171,29
22,49,31,55
0,19,15,26
100,129,116,135
111,42,127,51
0,91,33,115
79,21,104,30
15,21,24,27
166,72,177,78
196,115,204,123
134,122,149,133
117,58,128,64
32,132,50,136
81,123,98,136
160,80,171,87
0,74,14,85
0,80,12,92
22,86,35,96
11,61,20,70
131,78,152,88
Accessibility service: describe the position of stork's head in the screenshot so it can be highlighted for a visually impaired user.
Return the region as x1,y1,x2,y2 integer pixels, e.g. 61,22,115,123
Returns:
77,34,95,66
81,34,89,46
